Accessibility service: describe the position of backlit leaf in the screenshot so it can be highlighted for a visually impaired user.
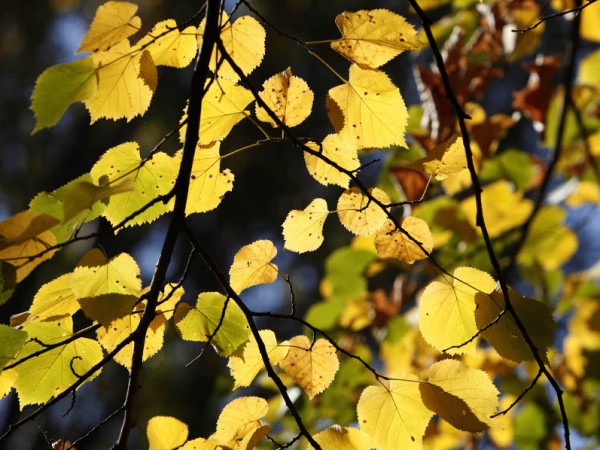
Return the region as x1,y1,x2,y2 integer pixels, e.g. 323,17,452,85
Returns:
255,68,313,127
179,438,221,450
228,329,288,388
461,180,533,238
357,376,433,450
61,180,134,222
202,13,266,80
77,1,141,53
90,142,178,227
419,359,499,432
137,19,197,68
304,134,360,188
331,9,422,69
229,240,278,294
282,198,329,253
28,273,80,323
147,416,188,450
374,217,432,263
337,187,390,236
0,325,27,372
421,134,467,181
279,335,339,399
31,57,98,132
310,426,373,450
174,292,249,356
70,252,141,298
84,40,153,122
14,322,103,407
0,210,59,282
328,64,408,149
475,288,556,363
419,267,496,354
185,142,234,215
212,396,269,445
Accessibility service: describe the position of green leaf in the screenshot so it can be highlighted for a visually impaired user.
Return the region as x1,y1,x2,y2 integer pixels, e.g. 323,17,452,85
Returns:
324,248,377,300
0,325,27,372
514,402,548,450
173,292,250,356
31,56,98,132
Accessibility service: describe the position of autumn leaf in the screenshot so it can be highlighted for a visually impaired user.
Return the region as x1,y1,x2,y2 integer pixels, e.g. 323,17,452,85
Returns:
337,187,390,236
374,217,433,263
211,396,269,445
357,376,433,450
282,198,329,253
0,325,27,372
77,1,141,53
475,288,556,363
228,329,288,388
255,68,313,127
421,134,467,181
28,273,80,323
137,19,198,68
331,9,423,69
279,335,339,398
309,426,373,450
185,142,234,215
31,57,98,132
147,416,188,450
303,135,360,188
328,64,408,149
90,142,178,227
229,240,278,294
173,292,249,356
419,267,496,354
419,359,499,432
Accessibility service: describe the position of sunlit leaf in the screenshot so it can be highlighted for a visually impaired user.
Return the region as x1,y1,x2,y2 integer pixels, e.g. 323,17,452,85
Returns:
0,325,27,372
419,359,499,432
137,19,197,68
374,217,432,263
28,273,79,323
357,376,433,450
475,288,556,363
31,57,98,132
282,198,329,253
337,187,390,236
331,9,422,69
255,67,313,127
174,292,249,356
212,396,269,445
147,416,188,450
229,240,278,294
304,134,360,188
228,329,288,388
77,1,141,53
419,267,496,354
309,425,373,450
279,335,339,399
421,134,467,181
328,64,408,149
185,142,234,215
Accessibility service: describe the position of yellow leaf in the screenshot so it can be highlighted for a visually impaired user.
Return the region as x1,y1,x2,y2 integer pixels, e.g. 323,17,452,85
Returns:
337,187,390,236
357,377,433,450
90,142,179,227
234,424,271,450
147,416,189,450
331,9,422,69
14,322,103,407
212,396,269,445
84,40,153,122
0,210,58,282
304,135,360,188
77,1,141,53
28,273,80,323
229,240,278,294
255,67,313,127
374,217,432,263
328,64,408,149
419,267,496,354
310,425,373,450
228,329,289,388
137,19,197,68
460,180,533,238
201,13,265,80
475,288,556,363
139,50,158,92
179,438,220,450
282,198,329,253
279,335,339,399
421,134,467,181
419,359,499,432
0,324,27,372
581,1,600,42
61,179,134,221
185,142,234,215
566,180,600,206
70,252,141,298
173,292,249,356
0,368,17,399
